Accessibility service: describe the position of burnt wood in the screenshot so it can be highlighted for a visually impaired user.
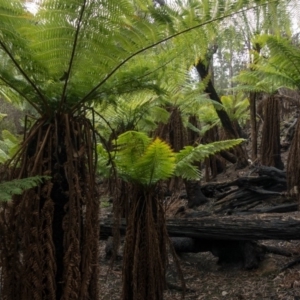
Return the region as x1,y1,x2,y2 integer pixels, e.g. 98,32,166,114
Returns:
100,212,300,241
170,237,265,269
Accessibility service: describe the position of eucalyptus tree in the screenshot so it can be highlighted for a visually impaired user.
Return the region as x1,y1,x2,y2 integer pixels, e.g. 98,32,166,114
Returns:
0,0,274,299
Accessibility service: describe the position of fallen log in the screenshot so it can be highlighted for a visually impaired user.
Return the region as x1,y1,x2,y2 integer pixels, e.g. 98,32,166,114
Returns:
201,165,287,199
237,203,298,214
100,212,300,241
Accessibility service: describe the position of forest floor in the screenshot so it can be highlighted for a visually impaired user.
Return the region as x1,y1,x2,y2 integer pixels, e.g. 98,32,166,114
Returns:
98,146,300,299
99,239,300,299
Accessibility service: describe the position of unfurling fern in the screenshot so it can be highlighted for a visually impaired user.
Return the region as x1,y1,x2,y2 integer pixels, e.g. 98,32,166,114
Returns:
0,176,50,202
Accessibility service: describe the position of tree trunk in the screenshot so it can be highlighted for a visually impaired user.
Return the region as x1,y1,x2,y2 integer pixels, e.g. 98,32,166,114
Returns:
0,114,100,300
195,62,236,138
287,117,300,204
248,43,262,161
195,61,248,168
170,237,265,269
202,126,226,180
249,92,258,160
121,188,167,300
261,95,284,169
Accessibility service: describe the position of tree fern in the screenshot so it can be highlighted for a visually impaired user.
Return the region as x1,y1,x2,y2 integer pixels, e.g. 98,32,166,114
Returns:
109,131,243,183
234,35,300,94
220,94,249,125
0,1,274,299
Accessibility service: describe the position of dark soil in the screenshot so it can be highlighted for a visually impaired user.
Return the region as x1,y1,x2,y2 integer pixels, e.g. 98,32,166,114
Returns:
99,238,300,300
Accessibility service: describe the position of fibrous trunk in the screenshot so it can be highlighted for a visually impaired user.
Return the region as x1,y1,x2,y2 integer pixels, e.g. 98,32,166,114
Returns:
287,117,300,201
260,95,283,170
0,113,99,300
122,186,167,300
249,92,258,160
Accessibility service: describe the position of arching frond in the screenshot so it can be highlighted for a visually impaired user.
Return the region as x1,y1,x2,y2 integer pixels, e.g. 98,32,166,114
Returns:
112,130,244,183
234,35,300,94
175,139,244,179
0,0,272,116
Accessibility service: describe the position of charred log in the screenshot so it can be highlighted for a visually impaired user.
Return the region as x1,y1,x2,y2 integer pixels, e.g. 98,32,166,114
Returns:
184,180,208,208
170,237,264,269
100,213,300,241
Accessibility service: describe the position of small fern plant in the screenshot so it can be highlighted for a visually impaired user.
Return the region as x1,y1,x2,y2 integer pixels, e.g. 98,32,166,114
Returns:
99,131,244,185
0,176,51,202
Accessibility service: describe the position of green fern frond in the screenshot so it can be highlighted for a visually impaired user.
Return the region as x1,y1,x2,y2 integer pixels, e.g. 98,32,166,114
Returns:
114,132,175,185
108,132,243,183
0,148,9,163
0,0,272,115
0,130,21,162
0,113,6,122
2,129,19,144
175,139,244,179
235,35,300,94
134,138,175,185
0,176,51,202
265,36,300,79
115,131,151,168
96,143,110,178
221,94,249,124
197,104,219,125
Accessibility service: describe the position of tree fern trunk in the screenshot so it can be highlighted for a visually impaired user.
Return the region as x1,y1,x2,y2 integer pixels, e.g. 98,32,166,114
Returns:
249,92,258,160
260,95,283,170
287,117,300,203
0,114,100,300
122,187,167,300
